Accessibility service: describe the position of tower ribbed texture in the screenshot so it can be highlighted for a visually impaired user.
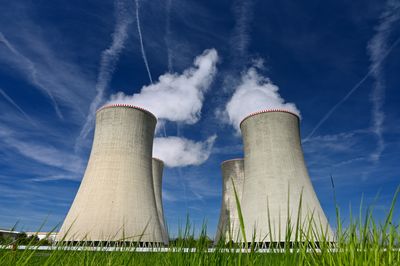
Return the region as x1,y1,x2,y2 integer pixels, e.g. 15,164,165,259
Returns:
214,159,245,244
57,105,163,243
152,158,169,245
239,110,332,243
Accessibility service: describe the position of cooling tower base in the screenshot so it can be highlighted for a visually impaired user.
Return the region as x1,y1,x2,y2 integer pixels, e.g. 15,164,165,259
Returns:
57,241,167,248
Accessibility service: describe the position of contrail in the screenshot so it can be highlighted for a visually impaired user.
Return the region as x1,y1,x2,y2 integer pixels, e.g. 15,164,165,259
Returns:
75,0,133,151
135,0,153,83
0,32,63,119
232,0,254,61
165,0,173,72
367,0,400,162
0,88,35,125
304,36,400,142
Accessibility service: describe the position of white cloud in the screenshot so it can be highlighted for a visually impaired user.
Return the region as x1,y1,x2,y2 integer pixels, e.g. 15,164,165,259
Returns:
108,49,218,124
224,62,300,132
153,135,217,167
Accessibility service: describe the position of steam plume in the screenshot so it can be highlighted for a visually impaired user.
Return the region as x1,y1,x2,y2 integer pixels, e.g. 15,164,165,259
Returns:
224,61,300,132
108,49,218,124
153,135,217,167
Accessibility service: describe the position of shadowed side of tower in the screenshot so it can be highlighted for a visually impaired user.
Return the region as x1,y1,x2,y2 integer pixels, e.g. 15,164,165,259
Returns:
57,105,163,243
214,159,245,244
152,158,169,245
240,110,333,243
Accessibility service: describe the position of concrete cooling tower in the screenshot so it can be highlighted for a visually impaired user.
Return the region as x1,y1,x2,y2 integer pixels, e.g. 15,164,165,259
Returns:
239,110,332,244
57,104,163,245
152,158,169,245
214,159,245,244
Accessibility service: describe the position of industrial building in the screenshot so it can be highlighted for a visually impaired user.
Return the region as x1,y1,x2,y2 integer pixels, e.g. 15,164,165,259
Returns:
57,104,164,245
240,110,332,243
216,110,332,245
152,158,169,245
214,159,244,244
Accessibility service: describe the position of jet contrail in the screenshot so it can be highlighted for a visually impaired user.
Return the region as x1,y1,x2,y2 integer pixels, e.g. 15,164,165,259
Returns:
165,0,173,72
0,32,63,119
304,36,400,142
135,0,153,83
75,0,133,151
366,0,400,162
0,88,36,125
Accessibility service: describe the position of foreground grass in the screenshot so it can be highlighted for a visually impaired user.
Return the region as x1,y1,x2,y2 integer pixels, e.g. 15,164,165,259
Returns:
0,186,399,265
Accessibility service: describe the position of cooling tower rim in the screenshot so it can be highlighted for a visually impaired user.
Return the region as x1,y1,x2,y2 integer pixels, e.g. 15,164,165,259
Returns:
221,158,244,165
97,104,157,120
239,109,299,128
152,157,164,164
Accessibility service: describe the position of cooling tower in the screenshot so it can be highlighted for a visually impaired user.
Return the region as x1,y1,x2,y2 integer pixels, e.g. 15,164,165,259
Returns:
240,110,332,244
152,158,169,245
57,104,163,244
214,159,245,244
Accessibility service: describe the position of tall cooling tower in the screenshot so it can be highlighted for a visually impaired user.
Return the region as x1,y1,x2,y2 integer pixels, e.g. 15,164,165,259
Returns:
240,110,332,244
57,104,163,244
152,158,169,245
214,159,245,244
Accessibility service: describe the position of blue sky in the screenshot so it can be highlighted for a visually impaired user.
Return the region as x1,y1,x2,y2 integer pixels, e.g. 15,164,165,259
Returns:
0,0,399,237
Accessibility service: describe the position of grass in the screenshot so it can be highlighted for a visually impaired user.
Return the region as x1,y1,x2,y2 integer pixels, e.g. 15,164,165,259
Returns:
0,185,399,265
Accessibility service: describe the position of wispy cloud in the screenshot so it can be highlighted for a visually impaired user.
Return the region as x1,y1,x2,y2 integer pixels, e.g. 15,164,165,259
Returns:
0,88,35,125
165,0,173,72
0,128,83,175
0,32,62,118
76,0,134,150
304,1,400,142
231,0,254,61
221,0,254,91
135,0,153,83
303,130,364,153
367,0,400,162
304,38,400,142
162,189,179,202
0,5,97,122
153,135,217,167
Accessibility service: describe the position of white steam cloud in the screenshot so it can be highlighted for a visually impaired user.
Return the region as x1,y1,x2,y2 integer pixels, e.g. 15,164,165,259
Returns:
224,62,300,132
108,49,218,124
153,135,216,167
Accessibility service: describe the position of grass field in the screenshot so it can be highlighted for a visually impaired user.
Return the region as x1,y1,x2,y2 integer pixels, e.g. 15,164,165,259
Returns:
0,186,399,265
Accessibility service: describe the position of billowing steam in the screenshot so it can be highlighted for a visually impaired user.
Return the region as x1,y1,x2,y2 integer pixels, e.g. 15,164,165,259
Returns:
108,49,218,124
225,62,300,132
153,135,216,167
108,49,219,167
